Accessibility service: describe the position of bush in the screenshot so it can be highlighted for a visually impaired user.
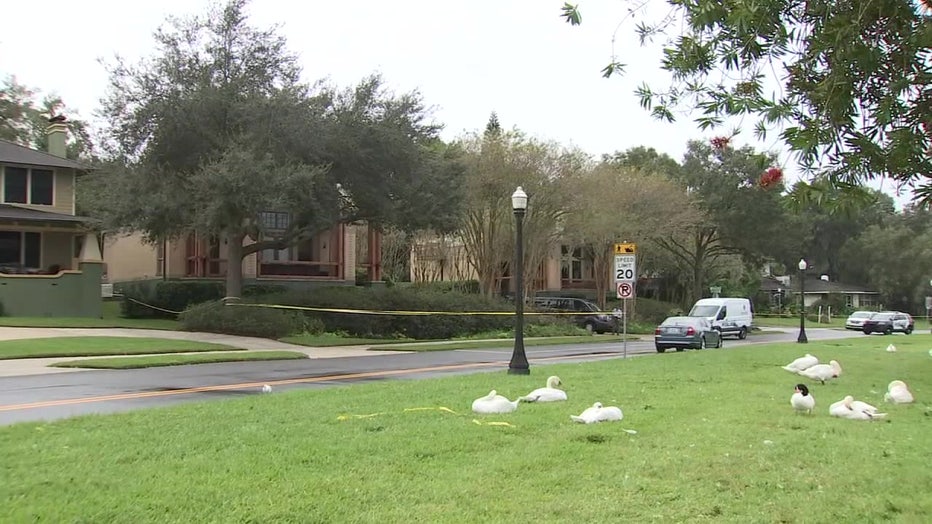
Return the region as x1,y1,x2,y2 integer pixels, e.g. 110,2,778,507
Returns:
260,286,515,339
119,281,288,319
179,301,305,339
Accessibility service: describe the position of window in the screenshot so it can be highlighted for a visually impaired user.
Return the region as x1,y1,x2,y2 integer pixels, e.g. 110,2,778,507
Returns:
156,241,165,276
0,231,41,270
4,167,27,203
2,166,54,205
30,170,53,205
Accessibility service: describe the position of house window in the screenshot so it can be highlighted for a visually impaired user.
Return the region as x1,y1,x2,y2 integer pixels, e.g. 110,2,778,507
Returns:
560,246,583,280
0,231,41,270
2,166,54,205
259,211,290,231
4,167,28,203
156,241,165,276
30,170,53,205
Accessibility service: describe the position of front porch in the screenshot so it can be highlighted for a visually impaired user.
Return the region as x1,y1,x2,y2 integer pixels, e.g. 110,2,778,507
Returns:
0,206,103,316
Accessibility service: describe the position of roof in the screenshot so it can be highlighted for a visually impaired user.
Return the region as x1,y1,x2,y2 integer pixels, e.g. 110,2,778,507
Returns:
0,139,88,170
0,204,92,224
759,275,878,294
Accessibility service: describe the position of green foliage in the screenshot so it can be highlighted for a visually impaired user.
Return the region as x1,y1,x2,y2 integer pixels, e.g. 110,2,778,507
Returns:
0,337,236,360
92,0,464,298
179,301,305,339
0,76,94,160
564,1,932,205
262,286,516,339
118,280,284,319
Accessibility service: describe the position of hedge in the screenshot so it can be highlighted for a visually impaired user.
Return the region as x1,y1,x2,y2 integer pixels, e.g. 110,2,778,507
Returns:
118,281,288,319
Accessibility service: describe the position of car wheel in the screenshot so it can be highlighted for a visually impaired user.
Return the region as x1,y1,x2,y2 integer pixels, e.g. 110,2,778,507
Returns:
584,322,594,334
655,345,666,353
676,347,685,352
737,327,748,340
906,326,913,335
862,328,871,335
884,326,893,335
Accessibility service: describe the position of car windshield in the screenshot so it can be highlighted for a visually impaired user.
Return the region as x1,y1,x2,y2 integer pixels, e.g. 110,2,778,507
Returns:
870,313,894,320
688,305,720,317
850,312,872,318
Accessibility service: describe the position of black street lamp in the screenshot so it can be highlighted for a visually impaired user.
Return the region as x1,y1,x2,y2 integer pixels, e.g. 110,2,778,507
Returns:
797,258,808,344
508,186,530,375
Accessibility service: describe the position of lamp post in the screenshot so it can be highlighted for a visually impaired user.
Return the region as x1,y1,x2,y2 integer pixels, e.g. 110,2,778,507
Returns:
508,186,530,375
797,258,808,344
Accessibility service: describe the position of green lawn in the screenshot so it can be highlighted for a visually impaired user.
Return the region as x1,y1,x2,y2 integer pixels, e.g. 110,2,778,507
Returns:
2,335,930,522
755,315,846,329
0,301,179,330
0,337,239,359
375,334,635,351
280,333,421,347
50,351,308,369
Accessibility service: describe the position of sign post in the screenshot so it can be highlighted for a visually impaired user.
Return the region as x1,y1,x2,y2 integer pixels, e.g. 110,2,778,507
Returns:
614,242,637,358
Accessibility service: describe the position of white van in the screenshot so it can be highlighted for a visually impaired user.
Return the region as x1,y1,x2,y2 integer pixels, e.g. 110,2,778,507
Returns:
688,298,753,339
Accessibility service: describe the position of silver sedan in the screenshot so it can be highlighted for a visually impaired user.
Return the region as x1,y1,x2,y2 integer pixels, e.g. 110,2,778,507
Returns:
654,316,723,353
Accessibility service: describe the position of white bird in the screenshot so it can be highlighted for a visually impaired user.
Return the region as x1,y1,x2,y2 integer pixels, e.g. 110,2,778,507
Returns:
783,353,819,373
471,390,519,414
570,402,623,424
798,360,842,384
519,375,568,402
790,383,815,414
261,384,272,393
830,396,887,420
885,344,897,352
884,380,914,404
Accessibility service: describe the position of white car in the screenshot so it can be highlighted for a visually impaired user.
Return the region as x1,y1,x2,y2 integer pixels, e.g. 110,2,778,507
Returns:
845,311,874,330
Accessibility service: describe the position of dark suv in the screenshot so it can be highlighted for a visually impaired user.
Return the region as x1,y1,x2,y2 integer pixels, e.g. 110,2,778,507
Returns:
862,311,914,335
532,297,613,334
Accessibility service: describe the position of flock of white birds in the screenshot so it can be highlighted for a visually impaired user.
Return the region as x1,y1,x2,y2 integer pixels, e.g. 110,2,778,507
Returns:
470,375,626,425
784,344,916,421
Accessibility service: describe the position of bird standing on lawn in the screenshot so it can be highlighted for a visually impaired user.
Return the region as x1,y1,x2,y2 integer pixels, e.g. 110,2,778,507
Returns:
791,384,815,414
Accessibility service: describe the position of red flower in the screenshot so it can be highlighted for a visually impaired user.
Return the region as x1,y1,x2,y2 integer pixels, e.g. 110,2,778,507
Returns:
711,136,730,150
759,167,783,188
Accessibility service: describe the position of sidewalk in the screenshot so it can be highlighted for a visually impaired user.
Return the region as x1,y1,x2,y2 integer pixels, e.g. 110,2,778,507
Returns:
0,327,406,378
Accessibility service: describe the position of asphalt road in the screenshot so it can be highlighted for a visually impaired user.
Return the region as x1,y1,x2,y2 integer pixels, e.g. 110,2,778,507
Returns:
0,327,863,426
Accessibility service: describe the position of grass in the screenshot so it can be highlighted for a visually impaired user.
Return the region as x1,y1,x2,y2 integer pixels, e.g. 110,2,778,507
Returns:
755,314,846,328
2,335,930,522
50,351,309,369
0,337,239,359
280,333,421,346
0,301,179,330
374,334,634,351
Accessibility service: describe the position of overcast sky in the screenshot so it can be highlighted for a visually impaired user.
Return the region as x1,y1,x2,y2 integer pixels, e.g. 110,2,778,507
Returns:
0,0,913,204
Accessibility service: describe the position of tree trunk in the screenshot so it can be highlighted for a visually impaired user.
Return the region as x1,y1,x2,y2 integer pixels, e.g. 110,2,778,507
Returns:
225,232,245,299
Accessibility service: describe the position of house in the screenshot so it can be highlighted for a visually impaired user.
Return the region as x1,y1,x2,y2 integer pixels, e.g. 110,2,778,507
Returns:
103,222,384,289
0,122,103,317
759,275,880,309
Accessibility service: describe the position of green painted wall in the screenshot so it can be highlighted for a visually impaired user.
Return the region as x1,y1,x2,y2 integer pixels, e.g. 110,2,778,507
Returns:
0,262,103,317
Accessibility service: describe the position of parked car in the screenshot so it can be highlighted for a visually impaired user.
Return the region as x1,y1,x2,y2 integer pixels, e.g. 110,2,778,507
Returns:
532,296,613,334
845,311,874,330
861,311,914,335
654,316,723,353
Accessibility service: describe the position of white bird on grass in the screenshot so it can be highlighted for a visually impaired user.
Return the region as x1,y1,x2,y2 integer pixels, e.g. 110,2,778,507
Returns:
829,396,887,420
790,383,815,414
783,354,819,373
884,380,914,404
519,375,568,402
798,360,842,385
570,402,623,424
471,390,519,414
261,384,272,393
885,344,897,353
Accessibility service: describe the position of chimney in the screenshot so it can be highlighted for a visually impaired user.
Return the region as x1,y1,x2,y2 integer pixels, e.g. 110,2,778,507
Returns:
46,117,68,158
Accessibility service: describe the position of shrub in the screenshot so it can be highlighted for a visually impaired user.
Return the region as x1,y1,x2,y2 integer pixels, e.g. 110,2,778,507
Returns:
119,281,289,319
260,286,515,339
179,301,304,339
